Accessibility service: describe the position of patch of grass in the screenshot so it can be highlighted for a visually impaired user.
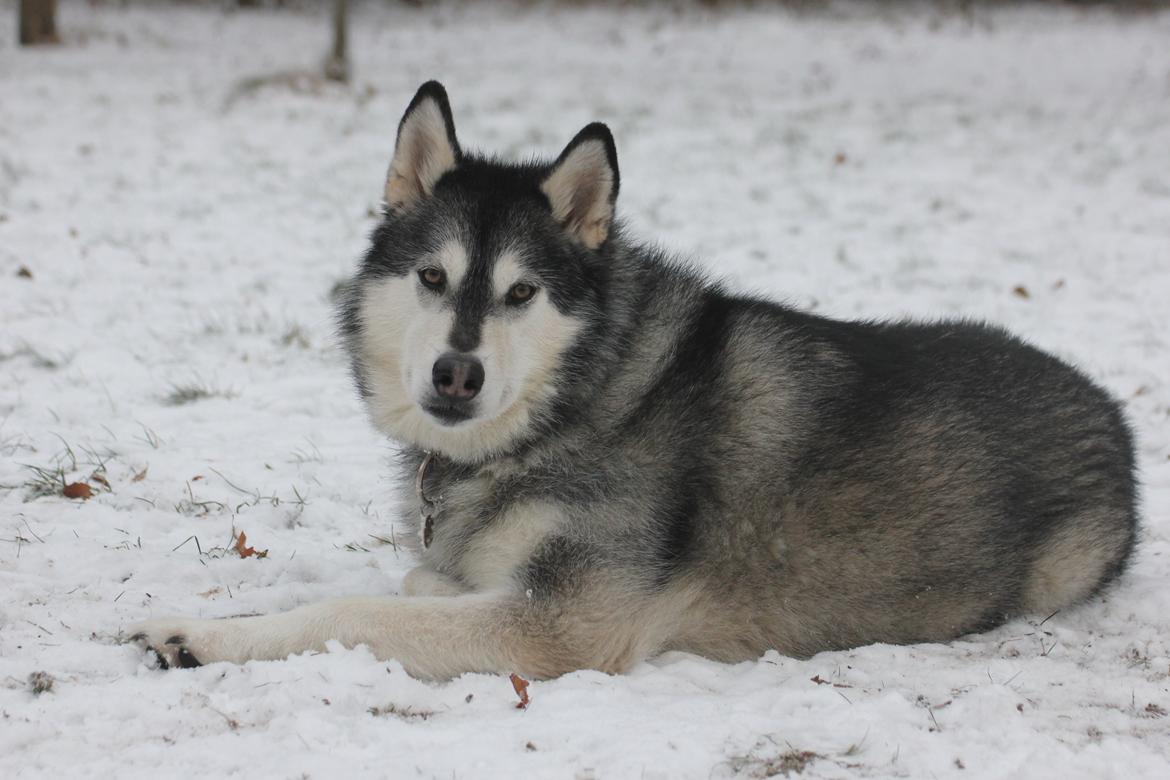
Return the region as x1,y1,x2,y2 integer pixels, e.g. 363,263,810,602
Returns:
163,379,237,406
14,437,118,501
173,480,230,516
20,462,69,499
0,427,34,458
134,422,163,449
0,518,46,558
762,750,821,778
0,344,70,371
289,438,323,465
728,742,828,779
342,533,399,554
368,703,433,721
206,467,309,519
28,671,54,695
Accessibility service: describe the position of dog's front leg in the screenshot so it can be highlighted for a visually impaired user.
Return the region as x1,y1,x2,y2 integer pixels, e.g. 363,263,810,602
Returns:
126,593,514,680
400,565,469,597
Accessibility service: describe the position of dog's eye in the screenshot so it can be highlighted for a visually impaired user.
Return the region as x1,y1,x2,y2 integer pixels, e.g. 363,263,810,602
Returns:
506,282,537,305
418,267,446,291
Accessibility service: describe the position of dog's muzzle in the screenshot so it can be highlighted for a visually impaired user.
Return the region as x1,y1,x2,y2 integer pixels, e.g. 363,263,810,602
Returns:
425,352,483,424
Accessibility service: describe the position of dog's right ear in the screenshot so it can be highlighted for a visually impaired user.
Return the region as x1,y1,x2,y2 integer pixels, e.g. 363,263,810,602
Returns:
385,81,461,211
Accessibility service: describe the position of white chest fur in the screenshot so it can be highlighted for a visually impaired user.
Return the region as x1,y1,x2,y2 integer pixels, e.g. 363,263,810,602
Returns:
453,500,561,592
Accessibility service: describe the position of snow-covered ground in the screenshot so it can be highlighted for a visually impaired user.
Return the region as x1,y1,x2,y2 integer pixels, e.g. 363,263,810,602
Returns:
2,1,1169,777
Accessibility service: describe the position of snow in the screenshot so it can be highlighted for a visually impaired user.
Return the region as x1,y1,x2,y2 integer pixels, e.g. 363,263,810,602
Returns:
2,1,1169,777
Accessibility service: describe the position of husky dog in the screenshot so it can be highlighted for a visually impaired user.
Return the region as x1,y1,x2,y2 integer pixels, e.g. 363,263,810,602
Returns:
128,82,1138,679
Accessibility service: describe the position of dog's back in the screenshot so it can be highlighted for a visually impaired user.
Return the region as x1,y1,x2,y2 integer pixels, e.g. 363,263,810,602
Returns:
642,305,1137,659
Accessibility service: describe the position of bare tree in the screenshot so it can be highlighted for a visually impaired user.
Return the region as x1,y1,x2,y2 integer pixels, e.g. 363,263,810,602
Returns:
19,0,58,46
324,0,349,83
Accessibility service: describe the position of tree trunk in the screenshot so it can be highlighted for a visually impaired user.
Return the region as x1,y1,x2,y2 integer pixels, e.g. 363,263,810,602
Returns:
19,0,58,46
323,0,349,83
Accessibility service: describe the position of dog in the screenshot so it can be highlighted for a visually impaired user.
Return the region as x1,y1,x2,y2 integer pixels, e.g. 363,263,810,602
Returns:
128,81,1139,679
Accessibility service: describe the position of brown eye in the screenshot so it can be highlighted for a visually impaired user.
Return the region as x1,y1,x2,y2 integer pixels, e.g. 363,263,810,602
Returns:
419,267,446,290
507,282,536,305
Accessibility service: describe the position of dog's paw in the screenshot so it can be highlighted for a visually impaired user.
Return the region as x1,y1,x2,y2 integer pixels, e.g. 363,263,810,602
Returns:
125,618,219,669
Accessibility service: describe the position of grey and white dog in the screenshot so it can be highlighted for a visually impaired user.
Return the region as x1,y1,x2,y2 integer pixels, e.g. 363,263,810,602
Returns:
129,82,1138,679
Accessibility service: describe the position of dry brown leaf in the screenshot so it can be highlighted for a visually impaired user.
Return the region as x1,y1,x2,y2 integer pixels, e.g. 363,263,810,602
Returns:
17,265,33,279
509,673,530,709
1012,285,1030,299
191,475,204,481
131,467,148,482
810,674,852,688
63,482,93,500
233,530,268,559
91,473,110,489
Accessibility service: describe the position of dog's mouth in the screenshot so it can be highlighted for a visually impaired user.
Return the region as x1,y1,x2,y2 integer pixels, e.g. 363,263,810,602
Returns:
422,401,475,426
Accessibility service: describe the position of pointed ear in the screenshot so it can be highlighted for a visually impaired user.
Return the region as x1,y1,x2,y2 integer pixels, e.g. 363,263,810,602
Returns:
385,81,461,211
540,123,620,249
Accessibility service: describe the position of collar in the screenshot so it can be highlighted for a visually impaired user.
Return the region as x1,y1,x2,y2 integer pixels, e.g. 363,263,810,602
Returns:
415,450,438,548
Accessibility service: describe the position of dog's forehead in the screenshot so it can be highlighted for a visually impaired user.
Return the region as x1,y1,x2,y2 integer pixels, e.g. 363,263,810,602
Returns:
439,211,542,289
450,245,530,305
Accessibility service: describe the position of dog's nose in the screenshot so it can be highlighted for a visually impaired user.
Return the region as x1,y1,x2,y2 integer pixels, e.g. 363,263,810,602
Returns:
432,353,484,401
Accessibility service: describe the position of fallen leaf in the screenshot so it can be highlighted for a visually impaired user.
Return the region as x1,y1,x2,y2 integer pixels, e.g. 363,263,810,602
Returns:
91,473,110,489
1012,285,1030,299
131,467,148,482
17,265,33,279
510,672,530,709
198,586,222,598
63,482,93,500
810,674,852,688
233,530,268,559
833,152,847,165
1052,279,1066,290
191,475,204,481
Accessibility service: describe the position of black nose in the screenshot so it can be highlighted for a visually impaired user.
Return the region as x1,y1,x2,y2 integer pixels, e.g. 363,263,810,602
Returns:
432,353,484,401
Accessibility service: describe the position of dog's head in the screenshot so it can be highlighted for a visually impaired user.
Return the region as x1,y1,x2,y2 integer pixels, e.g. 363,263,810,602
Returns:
342,81,620,462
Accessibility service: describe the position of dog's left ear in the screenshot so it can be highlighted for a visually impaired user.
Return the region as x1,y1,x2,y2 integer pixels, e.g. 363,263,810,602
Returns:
541,123,620,249
385,81,461,211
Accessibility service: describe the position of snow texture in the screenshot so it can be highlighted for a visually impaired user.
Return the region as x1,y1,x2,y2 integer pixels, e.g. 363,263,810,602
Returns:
2,2,1169,778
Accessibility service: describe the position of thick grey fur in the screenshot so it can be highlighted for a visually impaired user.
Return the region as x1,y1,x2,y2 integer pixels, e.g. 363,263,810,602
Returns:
335,81,1139,672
